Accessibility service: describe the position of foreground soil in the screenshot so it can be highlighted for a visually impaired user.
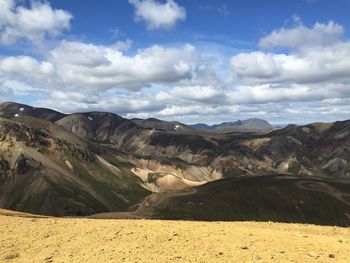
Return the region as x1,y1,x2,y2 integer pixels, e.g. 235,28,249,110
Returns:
1,212,350,262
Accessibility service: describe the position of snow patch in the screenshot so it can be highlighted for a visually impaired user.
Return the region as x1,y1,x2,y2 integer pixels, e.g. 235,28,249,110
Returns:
14,114,19,117
19,108,24,111
88,117,93,121
174,124,183,131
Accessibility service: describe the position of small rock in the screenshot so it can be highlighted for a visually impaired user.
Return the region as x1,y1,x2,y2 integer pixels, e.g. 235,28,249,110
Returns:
307,251,319,258
240,246,249,250
329,254,336,258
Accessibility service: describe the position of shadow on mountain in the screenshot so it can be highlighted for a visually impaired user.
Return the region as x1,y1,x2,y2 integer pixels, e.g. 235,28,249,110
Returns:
135,174,350,227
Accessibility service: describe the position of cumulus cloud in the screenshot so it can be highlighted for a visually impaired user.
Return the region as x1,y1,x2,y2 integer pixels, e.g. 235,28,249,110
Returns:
129,0,186,30
155,85,223,103
231,43,350,87
0,40,200,119
0,55,57,95
48,40,197,90
0,0,73,45
0,40,197,94
2,11,350,124
37,90,165,114
259,20,343,49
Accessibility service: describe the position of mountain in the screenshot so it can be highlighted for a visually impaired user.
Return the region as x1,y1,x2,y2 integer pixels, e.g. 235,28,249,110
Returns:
134,174,350,226
213,118,273,131
1,101,350,225
131,118,195,133
0,102,66,122
0,116,149,216
191,118,273,132
56,112,140,144
190,123,212,130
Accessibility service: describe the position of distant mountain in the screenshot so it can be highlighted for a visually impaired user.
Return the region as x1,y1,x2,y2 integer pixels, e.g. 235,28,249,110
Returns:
272,123,288,129
191,118,273,132
190,123,212,130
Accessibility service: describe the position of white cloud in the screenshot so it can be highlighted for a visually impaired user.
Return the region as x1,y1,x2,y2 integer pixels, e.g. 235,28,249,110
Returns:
129,0,186,30
231,43,350,85
157,104,225,117
0,39,199,107
0,0,73,45
259,20,343,49
155,85,222,102
36,90,165,114
0,55,56,92
2,11,350,124
48,40,197,90
226,84,333,104
0,55,54,76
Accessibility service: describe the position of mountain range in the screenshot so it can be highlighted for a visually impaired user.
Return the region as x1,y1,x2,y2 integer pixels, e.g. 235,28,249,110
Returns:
0,101,350,225
190,118,273,132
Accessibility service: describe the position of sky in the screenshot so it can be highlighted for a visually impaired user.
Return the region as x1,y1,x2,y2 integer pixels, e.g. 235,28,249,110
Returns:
1,0,350,124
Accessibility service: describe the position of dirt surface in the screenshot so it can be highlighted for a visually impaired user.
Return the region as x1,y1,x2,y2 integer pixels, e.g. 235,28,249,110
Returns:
1,213,350,263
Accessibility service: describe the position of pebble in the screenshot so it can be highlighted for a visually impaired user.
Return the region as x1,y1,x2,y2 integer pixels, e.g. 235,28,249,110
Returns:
307,251,319,258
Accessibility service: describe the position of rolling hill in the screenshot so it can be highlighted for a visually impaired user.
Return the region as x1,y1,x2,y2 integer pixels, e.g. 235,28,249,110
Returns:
134,174,350,226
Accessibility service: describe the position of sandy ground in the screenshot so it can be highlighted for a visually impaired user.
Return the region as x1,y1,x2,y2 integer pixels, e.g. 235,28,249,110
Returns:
1,212,350,262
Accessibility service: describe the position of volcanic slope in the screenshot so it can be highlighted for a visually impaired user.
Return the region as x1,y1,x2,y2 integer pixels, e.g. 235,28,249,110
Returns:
0,117,149,216
134,174,350,227
2,101,350,218
2,102,350,193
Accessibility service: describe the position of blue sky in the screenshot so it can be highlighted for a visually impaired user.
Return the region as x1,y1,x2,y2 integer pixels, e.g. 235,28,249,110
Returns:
48,0,350,46
1,0,350,124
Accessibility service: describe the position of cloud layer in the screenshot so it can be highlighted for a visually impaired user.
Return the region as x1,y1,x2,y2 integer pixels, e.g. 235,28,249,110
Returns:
0,1,349,124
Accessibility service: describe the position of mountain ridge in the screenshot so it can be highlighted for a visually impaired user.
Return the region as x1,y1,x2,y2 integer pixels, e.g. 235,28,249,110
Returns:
1,101,350,226
191,118,273,132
